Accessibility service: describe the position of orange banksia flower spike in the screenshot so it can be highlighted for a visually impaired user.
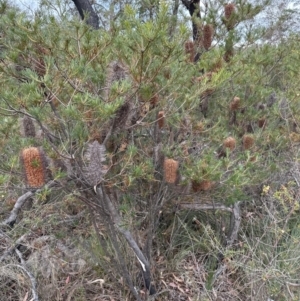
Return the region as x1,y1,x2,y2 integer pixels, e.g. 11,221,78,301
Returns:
223,137,236,151
21,147,49,188
164,158,179,184
243,135,255,150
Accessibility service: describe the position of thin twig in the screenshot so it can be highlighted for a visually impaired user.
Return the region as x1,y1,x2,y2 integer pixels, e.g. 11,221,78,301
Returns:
179,202,233,212
227,201,241,247
0,234,28,263
1,191,33,226
97,184,156,295
1,181,57,227
12,251,39,301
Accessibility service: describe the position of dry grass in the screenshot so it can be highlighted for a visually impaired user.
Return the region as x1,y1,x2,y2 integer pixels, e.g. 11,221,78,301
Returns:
1,175,300,300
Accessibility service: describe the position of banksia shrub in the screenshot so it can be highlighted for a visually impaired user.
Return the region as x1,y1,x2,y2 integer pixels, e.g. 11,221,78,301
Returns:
185,40,194,62
21,147,49,188
229,96,240,111
243,134,255,150
223,137,236,151
203,24,214,50
164,158,179,184
157,111,165,129
20,116,36,138
224,3,236,30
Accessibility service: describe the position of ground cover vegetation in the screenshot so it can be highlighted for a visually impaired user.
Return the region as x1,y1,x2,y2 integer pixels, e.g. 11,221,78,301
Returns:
0,0,300,300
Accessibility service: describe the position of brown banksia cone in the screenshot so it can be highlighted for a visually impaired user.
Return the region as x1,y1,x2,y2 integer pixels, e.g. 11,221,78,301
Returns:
21,147,49,188
84,141,107,187
20,116,36,138
224,49,234,62
203,24,214,50
223,137,236,150
104,61,128,99
258,117,267,128
164,158,179,184
192,180,213,192
112,101,132,131
243,134,255,150
157,111,165,129
224,3,236,30
185,40,194,63
150,94,159,107
229,96,240,111
225,3,235,20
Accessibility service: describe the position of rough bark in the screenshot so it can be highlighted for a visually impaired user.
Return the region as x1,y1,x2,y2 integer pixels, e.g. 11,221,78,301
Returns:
71,0,99,29
181,0,201,41
181,0,202,62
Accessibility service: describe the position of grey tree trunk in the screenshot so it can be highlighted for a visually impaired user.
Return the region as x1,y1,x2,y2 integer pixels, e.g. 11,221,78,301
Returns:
71,0,99,29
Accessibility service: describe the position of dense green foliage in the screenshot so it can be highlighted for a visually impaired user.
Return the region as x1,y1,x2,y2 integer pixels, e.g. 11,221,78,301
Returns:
0,0,300,300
